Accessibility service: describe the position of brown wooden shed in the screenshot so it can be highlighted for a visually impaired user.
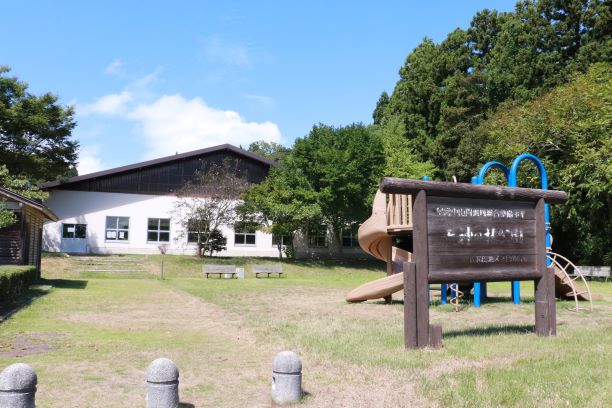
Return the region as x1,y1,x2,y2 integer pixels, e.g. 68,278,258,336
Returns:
0,187,58,276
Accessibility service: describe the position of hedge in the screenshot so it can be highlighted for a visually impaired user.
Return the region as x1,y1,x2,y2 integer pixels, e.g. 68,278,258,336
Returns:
0,265,38,305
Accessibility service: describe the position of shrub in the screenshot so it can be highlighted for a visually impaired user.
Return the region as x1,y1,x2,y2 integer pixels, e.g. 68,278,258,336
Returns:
0,265,38,305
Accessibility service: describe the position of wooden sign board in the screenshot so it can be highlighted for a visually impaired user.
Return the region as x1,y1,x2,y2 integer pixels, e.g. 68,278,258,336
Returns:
380,177,567,348
427,197,540,283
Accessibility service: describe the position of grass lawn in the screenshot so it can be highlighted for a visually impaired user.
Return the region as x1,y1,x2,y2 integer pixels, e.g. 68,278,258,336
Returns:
0,253,610,407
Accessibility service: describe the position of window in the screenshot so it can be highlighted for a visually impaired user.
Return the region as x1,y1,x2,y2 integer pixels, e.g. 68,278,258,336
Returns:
234,222,257,246
272,234,293,247
105,216,129,241
308,225,327,248
342,225,359,247
187,219,206,243
62,223,86,239
147,218,170,242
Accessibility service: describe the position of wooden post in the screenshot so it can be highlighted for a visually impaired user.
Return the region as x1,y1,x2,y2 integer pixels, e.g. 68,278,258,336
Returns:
534,198,556,336
547,266,556,336
403,262,417,348
412,190,431,347
384,244,393,303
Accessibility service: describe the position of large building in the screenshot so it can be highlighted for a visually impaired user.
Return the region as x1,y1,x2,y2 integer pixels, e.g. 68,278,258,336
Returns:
41,144,363,258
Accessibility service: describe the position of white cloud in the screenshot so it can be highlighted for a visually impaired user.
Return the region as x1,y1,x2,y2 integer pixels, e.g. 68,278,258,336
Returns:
77,91,132,116
204,37,251,68
77,70,282,161
245,94,274,107
77,145,107,175
104,59,124,76
129,94,281,159
129,68,162,91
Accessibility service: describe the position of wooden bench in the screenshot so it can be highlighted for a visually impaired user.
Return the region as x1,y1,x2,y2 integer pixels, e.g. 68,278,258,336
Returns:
252,264,284,278
203,265,238,279
575,266,610,280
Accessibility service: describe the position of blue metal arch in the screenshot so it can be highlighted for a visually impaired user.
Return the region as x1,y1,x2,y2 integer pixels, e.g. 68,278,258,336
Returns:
477,161,509,184
508,153,551,304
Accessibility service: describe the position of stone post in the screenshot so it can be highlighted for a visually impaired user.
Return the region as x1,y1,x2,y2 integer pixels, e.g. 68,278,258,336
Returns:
0,363,37,408
237,267,245,279
271,351,302,404
146,358,179,408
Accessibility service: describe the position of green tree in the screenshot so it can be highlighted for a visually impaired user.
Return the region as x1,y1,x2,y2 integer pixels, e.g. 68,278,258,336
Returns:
0,66,78,181
379,1,610,180
371,116,437,179
478,63,611,265
247,140,291,162
372,91,389,125
0,164,49,227
239,165,321,258
291,123,384,250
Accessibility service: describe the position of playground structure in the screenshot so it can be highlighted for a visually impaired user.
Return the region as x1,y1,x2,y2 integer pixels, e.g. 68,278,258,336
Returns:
347,154,593,312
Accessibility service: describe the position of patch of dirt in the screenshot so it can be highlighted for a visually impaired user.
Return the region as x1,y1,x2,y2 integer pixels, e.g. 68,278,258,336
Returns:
0,333,63,357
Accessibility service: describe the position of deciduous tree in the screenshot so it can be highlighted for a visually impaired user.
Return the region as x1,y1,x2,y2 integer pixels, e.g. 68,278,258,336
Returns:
290,123,384,250
239,165,321,258
173,160,249,257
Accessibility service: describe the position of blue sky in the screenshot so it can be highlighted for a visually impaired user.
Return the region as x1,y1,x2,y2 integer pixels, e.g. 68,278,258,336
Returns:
3,0,517,175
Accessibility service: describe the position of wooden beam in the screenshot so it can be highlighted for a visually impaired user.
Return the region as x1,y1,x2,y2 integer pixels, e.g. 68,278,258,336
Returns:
380,178,568,204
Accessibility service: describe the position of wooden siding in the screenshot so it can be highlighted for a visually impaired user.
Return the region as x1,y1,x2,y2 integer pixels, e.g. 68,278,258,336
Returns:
0,207,45,273
0,212,22,265
59,151,270,195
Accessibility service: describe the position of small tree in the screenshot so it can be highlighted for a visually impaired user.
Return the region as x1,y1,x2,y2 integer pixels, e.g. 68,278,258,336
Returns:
202,229,227,257
173,160,249,257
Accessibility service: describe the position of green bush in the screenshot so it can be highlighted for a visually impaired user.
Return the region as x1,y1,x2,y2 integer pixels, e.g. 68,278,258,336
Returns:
0,265,38,304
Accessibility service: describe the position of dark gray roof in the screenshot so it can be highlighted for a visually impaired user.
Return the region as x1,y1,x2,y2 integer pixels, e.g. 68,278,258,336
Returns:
41,143,277,189
0,187,59,221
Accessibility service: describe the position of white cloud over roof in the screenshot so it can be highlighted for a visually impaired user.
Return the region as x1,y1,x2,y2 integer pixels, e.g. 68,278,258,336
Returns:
129,94,281,159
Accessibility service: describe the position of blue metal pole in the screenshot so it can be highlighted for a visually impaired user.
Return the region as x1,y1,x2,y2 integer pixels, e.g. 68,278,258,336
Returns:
471,175,482,308
508,154,550,305
440,283,447,305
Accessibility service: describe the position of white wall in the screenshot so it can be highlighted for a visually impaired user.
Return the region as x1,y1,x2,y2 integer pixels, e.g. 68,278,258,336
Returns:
43,189,367,258
42,190,280,257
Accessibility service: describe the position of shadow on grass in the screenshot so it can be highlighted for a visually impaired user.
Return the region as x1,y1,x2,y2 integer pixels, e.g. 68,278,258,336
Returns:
444,324,534,338
41,278,88,289
179,403,195,408
1,279,88,324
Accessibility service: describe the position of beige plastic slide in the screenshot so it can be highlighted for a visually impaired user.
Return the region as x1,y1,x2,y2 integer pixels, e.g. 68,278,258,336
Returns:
356,190,393,263
346,191,411,302
346,247,411,302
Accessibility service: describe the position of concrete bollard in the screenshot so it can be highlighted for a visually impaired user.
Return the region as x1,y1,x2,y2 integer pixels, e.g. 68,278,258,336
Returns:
271,351,302,404
237,267,245,279
146,358,179,408
0,363,37,408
